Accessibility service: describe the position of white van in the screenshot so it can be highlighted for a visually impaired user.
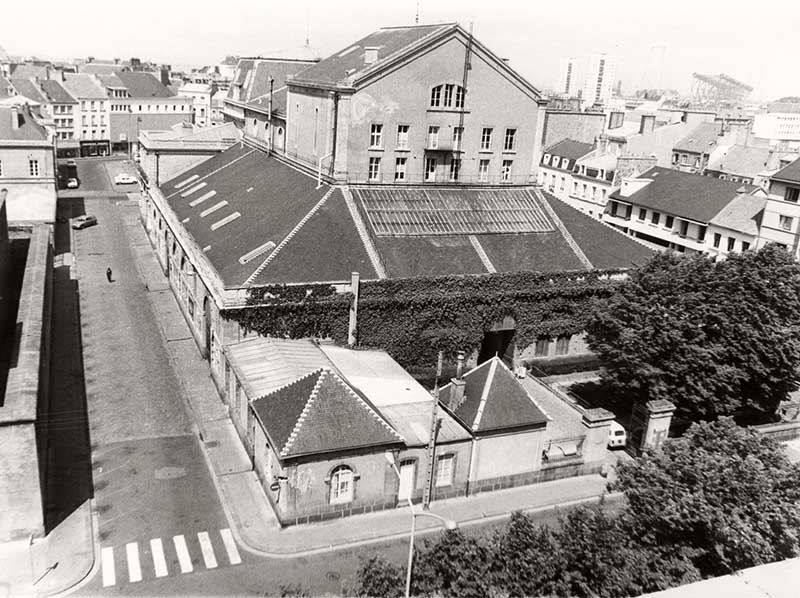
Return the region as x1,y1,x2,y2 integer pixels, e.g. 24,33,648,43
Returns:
608,421,627,449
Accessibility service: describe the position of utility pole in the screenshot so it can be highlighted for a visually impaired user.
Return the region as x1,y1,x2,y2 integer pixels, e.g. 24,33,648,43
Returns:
422,351,443,509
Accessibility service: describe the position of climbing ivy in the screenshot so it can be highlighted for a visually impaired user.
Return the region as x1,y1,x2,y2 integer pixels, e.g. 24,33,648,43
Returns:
222,270,627,370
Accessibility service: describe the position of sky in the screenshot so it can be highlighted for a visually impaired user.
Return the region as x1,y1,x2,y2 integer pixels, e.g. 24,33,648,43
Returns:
2,0,799,101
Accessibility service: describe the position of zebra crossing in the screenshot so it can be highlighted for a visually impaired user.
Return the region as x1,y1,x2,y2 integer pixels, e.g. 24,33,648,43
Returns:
101,528,242,587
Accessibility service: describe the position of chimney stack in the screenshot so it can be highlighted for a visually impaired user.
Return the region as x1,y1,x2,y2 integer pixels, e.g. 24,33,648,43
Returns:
364,47,379,65
448,351,467,412
10,106,19,130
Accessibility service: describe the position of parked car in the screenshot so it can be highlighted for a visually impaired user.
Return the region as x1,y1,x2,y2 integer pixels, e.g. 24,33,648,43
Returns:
114,173,137,185
67,178,79,189
72,215,98,230
608,421,627,449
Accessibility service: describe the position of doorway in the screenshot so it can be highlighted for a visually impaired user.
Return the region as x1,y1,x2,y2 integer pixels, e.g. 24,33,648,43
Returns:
398,459,416,502
478,315,517,366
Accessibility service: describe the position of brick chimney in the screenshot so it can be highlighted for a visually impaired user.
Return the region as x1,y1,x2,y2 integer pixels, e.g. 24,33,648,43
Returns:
364,47,379,65
448,351,467,411
10,106,19,130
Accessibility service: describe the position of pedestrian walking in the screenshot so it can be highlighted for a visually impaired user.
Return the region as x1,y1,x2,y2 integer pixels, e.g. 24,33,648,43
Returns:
106,267,113,283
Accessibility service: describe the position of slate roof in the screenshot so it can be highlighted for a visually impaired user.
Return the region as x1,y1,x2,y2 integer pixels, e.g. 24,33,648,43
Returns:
771,157,800,184
63,73,108,99
708,194,766,236
79,63,124,76
707,145,775,178
228,58,315,107
0,76,12,98
251,368,403,459
116,72,173,98
543,139,595,162
610,166,757,224
97,73,126,89
673,122,722,154
160,144,377,286
291,24,454,87
9,64,49,79
0,106,49,141
439,357,549,434
10,79,47,104
40,79,77,104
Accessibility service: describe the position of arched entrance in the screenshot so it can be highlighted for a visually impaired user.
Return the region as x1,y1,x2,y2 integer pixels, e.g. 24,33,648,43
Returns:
478,314,516,366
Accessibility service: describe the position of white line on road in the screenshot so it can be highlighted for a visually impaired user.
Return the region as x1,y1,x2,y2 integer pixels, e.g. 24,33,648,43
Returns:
219,528,242,565
101,546,115,587
150,538,168,578
126,542,142,583
173,535,193,573
197,531,218,569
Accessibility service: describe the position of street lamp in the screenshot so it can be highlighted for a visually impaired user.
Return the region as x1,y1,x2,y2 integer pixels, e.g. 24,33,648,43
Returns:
385,452,457,598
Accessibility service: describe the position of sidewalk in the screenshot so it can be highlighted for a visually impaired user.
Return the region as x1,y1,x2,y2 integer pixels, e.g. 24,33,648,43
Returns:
124,202,621,558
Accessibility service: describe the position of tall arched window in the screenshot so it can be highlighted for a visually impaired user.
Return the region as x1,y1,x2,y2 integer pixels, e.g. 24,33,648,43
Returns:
329,465,354,504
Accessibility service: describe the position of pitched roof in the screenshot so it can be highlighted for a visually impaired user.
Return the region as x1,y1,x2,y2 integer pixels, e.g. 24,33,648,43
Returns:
62,73,108,99
0,106,50,141
97,73,126,89
707,145,773,178
708,193,766,235
673,122,722,154
543,139,595,162
610,166,757,223
40,79,77,104
10,64,49,79
771,157,800,183
439,357,549,434
116,72,173,98
0,76,12,99
9,78,47,104
160,144,377,286
291,24,454,87
228,58,315,106
251,368,403,459
79,63,125,76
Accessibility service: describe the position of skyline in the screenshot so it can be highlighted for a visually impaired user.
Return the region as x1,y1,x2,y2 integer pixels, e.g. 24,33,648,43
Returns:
1,0,799,101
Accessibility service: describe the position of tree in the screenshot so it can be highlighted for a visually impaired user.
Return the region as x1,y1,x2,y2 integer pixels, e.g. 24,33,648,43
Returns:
585,245,800,421
411,530,494,598
613,418,800,577
353,555,404,598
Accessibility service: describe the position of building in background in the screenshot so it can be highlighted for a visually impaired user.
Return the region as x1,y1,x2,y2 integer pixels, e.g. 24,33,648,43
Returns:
177,82,213,127
62,73,111,156
0,105,56,222
759,158,800,256
558,53,618,110
752,101,800,147
39,79,79,157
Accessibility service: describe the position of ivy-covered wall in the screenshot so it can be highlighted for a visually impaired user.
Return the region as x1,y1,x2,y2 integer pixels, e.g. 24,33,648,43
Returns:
222,270,626,371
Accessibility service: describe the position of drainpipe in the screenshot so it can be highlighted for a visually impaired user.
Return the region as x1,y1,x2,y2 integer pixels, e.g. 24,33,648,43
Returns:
267,77,274,154
317,151,333,189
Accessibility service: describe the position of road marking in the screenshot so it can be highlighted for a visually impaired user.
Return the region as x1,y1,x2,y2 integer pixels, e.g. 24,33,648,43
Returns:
150,538,168,578
197,531,218,569
173,535,193,573
126,542,142,583
220,528,242,565
101,546,115,587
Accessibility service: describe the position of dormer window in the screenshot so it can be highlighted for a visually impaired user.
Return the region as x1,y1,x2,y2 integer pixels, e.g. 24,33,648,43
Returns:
430,84,466,109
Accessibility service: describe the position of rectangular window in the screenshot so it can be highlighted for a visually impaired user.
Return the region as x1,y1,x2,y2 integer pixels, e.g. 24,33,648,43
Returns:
697,226,707,242
480,127,493,151
610,201,618,217
779,215,793,230
555,335,571,356
443,84,454,107
478,159,490,182
592,186,598,200
784,187,800,203
368,157,381,181
0,160,3,176
394,157,407,181
638,208,646,221
501,159,513,182
428,126,439,149
29,159,40,177
396,125,409,150
680,220,689,236
369,124,383,149
503,128,517,151
454,86,465,109
449,158,461,181
452,127,463,151
651,212,660,225
425,157,438,181
742,241,750,251
582,184,587,198
665,215,674,229
435,454,454,487
560,177,565,192
572,181,577,195
727,237,736,251
534,338,550,357
601,188,607,200
430,86,441,107
713,233,721,248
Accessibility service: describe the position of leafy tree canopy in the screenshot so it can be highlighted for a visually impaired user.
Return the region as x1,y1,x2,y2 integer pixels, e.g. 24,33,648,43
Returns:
585,245,800,421
613,417,800,576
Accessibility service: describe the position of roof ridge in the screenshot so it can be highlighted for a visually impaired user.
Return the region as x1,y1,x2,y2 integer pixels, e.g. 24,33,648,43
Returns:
165,148,256,200
472,358,498,431
468,235,496,273
325,369,405,442
280,368,328,456
341,186,387,278
256,366,324,402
